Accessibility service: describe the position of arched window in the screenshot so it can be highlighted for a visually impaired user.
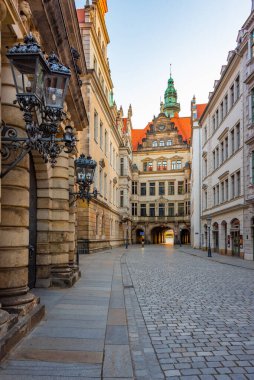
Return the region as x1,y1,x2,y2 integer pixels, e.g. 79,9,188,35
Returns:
152,141,158,147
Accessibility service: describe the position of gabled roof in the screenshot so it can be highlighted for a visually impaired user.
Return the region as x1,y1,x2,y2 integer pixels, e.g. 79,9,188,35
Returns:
131,123,151,151
171,115,191,142
131,115,192,151
196,103,207,119
77,8,85,23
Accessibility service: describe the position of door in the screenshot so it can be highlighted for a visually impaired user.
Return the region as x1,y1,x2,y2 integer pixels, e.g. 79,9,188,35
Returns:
231,231,240,256
28,155,37,289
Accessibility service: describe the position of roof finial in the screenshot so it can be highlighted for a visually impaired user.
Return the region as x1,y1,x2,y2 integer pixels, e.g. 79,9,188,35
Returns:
170,63,172,78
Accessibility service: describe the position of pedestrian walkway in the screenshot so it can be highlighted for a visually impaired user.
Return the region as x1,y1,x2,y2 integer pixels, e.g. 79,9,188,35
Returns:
0,248,135,379
1,244,254,380
178,245,254,270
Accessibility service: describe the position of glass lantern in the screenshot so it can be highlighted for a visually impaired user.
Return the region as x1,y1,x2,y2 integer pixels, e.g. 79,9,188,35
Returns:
6,34,49,104
75,154,97,185
44,52,71,110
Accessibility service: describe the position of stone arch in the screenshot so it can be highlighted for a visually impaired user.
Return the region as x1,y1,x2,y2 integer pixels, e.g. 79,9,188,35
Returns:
230,218,240,257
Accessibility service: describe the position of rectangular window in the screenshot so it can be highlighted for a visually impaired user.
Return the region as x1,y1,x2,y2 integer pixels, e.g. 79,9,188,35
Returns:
159,182,165,195
172,160,182,169
178,203,184,216
99,169,103,194
221,141,224,163
252,152,254,184
150,182,155,196
185,201,190,215
204,126,207,142
140,204,146,217
213,115,216,131
235,75,240,100
216,109,219,128
110,142,112,166
220,102,224,121
221,182,224,202
225,137,228,159
132,181,137,195
236,171,241,196
225,179,229,201
213,187,216,206
236,123,240,150
157,161,162,171
216,184,219,204
162,160,167,170
213,151,216,169
113,148,115,169
159,203,165,217
94,111,98,142
104,130,108,155
230,84,234,107
104,174,107,198
144,161,153,171
231,174,235,198
231,129,235,154
100,122,103,149
225,94,228,114
132,203,137,216
251,88,254,123
205,191,208,209
216,146,219,167
140,183,146,196
168,181,175,195
149,203,155,217
250,29,254,58
159,140,165,147
109,180,112,203
168,203,174,216
178,181,184,194
120,158,124,176
120,190,124,207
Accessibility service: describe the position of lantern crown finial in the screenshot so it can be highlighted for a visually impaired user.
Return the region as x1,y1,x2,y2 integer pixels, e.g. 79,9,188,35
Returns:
47,51,71,75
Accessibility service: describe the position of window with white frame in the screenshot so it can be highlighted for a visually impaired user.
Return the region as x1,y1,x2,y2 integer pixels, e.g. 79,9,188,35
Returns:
235,75,240,100
236,123,240,150
166,139,172,146
159,140,165,147
100,122,103,149
152,141,158,147
236,171,241,196
172,160,181,170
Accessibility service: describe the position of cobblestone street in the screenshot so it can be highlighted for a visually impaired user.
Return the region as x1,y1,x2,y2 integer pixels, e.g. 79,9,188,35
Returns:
0,245,254,379
126,245,254,380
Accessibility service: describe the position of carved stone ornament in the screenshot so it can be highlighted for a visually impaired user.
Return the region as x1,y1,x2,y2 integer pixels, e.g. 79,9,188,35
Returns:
99,158,105,168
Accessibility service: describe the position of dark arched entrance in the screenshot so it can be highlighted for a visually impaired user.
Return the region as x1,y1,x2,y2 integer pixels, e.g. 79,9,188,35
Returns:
136,228,144,244
180,229,190,244
28,154,37,289
231,218,240,256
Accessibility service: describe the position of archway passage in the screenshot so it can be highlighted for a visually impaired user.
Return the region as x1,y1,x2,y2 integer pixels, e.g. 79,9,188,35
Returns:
28,154,37,289
151,226,174,245
180,229,190,244
136,228,144,244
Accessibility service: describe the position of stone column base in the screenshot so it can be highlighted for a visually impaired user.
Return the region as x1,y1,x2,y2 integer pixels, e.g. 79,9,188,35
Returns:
0,292,39,317
51,265,80,288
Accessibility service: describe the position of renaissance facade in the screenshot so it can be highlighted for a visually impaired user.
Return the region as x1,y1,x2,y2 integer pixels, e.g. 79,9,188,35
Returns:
131,75,193,245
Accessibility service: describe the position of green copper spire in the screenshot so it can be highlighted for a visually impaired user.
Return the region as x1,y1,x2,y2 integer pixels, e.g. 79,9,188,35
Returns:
163,65,180,117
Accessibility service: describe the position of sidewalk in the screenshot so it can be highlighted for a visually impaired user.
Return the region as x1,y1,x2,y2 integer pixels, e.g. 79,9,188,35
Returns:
177,245,254,270
0,248,134,379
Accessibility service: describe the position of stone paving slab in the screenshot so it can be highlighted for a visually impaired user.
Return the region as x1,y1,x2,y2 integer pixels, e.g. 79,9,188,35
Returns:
103,344,133,378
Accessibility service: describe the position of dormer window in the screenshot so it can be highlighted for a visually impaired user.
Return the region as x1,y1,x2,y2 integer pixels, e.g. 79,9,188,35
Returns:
152,141,158,147
159,140,165,147
166,140,172,146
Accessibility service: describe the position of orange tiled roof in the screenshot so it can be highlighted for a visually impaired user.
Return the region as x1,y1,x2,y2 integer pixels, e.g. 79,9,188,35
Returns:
77,8,85,23
131,123,151,151
171,115,191,142
196,103,207,119
131,116,192,151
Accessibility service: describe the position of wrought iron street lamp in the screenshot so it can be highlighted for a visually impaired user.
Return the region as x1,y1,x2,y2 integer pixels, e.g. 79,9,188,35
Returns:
70,154,98,203
206,215,212,257
1,34,76,178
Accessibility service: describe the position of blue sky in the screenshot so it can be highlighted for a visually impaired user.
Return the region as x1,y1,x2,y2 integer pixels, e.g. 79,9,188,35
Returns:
75,0,251,129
